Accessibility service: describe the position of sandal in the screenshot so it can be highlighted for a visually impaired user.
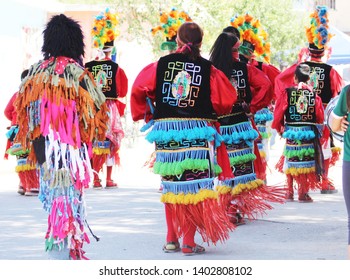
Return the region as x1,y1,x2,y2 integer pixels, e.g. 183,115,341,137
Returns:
182,244,205,256
162,241,180,253
106,180,118,189
93,179,102,189
298,193,313,203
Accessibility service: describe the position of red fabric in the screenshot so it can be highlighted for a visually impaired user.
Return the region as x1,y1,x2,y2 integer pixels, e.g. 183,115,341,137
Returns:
165,204,178,243
130,63,237,122
250,59,281,99
213,122,233,180
247,64,273,114
4,92,17,125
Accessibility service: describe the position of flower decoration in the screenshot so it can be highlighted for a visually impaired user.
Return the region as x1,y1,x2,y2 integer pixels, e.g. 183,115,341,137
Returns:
230,13,270,63
91,8,119,49
305,5,333,49
151,8,192,51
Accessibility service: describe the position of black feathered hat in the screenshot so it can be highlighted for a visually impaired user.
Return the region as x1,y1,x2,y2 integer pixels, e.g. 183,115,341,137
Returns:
41,14,85,61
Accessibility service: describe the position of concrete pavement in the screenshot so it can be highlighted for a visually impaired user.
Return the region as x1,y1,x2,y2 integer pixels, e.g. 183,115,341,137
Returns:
0,136,348,260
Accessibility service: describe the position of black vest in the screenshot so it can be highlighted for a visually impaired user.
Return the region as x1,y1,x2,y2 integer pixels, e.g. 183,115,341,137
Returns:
285,87,316,123
231,61,253,105
85,60,119,99
154,53,216,120
303,61,332,104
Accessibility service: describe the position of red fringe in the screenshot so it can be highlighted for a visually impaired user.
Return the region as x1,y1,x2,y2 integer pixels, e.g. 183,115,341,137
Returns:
168,198,235,245
18,169,39,192
291,173,322,193
329,148,341,167
275,155,285,173
92,154,107,173
232,184,286,220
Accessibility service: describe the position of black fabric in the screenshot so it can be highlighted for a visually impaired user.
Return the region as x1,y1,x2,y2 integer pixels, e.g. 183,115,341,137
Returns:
85,60,119,99
32,136,46,165
231,61,253,105
154,53,216,120
303,61,332,104
285,87,316,123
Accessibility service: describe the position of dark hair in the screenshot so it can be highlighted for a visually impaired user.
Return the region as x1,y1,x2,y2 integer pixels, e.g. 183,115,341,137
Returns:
209,32,239,78
177,22,203,60
222,26,240,40
295,63,310,83
41,14,85,61
21,69,29,81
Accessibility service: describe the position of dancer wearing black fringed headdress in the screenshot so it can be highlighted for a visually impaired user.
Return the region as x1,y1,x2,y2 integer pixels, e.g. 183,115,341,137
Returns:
14,14,109,260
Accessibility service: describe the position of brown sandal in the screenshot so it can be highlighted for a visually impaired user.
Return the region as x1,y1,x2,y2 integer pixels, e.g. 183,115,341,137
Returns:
182,244,205,255
298,193,313,203
162,241,180,253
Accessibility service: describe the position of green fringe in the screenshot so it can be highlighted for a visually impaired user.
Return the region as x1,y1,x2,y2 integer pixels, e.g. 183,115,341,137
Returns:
229,153,256,165
153,158,209,176
284,148,315,159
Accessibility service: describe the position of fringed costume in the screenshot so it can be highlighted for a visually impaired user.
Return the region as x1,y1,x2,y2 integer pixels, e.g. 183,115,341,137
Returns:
274,6,344,194
272,82,325,200
14,14,109,260
131,50,237,250
87,8,127,188
216,62,285,222
5,90,40,195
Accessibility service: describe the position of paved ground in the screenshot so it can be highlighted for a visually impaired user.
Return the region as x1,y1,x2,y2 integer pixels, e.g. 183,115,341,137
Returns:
0,135,348,262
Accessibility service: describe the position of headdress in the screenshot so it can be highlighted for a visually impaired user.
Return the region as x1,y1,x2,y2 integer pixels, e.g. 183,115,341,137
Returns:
230,13,270,63
151,8,192,51
305,5,333,52
91,8,119,51
42,14,85,61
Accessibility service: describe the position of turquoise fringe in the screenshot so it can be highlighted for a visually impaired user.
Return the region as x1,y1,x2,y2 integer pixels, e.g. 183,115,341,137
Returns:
222,173,257,187
254,108,273,123
161,178,214,195
286,160,315,169
283,125,316,141
156,149,208,163
220,121,259,147
146,119,217,144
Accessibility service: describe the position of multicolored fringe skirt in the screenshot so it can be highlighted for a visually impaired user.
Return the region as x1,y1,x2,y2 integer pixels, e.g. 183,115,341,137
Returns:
217,115,285,220
146,118,234,244
276,124,324,193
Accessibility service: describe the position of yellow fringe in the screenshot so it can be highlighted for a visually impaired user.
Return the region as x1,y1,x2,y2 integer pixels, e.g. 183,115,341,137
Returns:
285,167,315,176
161,189,218,205
331,147,341,153
216,185,232,195
15,164,37,172
92,147,110,155
231,179,265,196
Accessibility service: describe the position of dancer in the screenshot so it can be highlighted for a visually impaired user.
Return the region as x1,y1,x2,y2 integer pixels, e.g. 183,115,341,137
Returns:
86,8,127,189
230,13,279,174
209,31,284,225
272,63,325,202
274,6,344,194
131,22,237,255
14,14,108,259
5,69,39,196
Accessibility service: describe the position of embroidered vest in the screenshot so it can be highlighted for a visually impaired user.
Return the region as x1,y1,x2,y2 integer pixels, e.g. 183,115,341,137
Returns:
303,61,332,104
231,61,253,105
285,87,316,123
85,60,119,99
154,53,216,120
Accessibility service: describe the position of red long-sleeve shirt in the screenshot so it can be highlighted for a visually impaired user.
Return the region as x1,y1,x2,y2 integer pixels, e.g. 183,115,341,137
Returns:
4,92,17,126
